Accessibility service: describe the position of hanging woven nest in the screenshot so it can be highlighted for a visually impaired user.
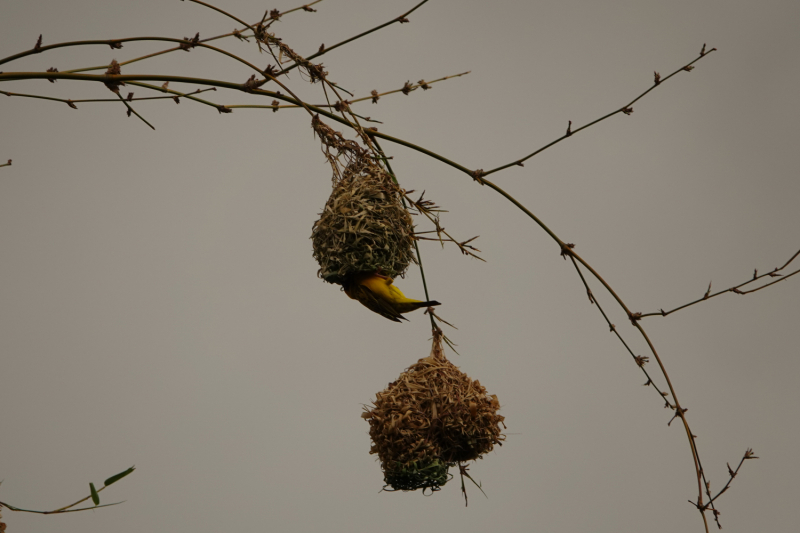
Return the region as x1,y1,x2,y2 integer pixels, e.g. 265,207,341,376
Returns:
362,330,506,492
311,159,416,285
310,115,416,285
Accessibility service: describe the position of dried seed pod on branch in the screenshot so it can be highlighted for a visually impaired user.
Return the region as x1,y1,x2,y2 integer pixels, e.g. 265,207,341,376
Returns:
362,329,506,492
310,116,416,285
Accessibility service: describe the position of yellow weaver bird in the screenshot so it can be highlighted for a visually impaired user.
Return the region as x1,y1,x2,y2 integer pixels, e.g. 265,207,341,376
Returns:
342,272,441,322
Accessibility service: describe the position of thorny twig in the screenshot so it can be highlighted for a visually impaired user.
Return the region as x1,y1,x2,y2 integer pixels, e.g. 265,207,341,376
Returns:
688,448,759,529
404,190,484,261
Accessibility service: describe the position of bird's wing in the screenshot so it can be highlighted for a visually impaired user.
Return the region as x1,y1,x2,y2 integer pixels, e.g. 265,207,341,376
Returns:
348,283,407,322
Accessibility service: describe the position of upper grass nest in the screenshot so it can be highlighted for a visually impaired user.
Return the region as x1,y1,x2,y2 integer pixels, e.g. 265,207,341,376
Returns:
310,119,416,284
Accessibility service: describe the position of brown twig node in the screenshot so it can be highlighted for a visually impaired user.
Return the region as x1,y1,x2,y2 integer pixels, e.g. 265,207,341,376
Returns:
471,169,486,186
585,287,595,304
668,407,687,426
103,60,124,94
179,32,200,51
560,242,575,259
243,74,265,92
333,100,351,112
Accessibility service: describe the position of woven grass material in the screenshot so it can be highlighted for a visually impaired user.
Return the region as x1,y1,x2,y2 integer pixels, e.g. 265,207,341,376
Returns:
362,331,506,491
310,116,416,285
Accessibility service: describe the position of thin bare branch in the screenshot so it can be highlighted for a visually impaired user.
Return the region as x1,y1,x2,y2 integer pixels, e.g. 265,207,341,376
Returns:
257,72,471,109
568,256,673,404
482,47,718,177
640,249,800,318
276,0,429,77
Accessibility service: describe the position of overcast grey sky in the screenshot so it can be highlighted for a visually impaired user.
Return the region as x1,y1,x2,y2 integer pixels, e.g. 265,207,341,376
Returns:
1,1,799,532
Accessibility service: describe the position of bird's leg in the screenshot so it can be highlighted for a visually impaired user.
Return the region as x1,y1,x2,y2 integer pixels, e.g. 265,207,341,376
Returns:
372,269,391,281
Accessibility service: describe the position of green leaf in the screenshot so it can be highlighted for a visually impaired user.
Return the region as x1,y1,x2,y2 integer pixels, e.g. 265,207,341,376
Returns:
90,482,100,506
104,466,136,486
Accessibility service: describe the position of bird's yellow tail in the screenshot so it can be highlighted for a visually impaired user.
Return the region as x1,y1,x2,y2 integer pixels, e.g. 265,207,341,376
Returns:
343,272,440,322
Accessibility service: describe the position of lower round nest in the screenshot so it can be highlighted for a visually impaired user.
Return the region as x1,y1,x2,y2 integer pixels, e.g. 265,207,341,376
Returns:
362,343,505,492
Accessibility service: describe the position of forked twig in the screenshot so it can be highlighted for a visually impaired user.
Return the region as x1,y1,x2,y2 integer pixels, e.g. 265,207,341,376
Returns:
640,249,800,318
